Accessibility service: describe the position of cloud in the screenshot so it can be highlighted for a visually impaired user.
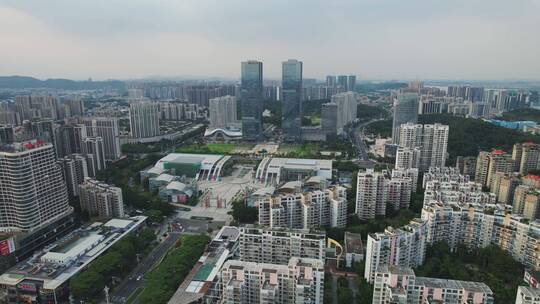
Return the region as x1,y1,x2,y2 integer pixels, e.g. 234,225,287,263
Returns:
0,1,539,80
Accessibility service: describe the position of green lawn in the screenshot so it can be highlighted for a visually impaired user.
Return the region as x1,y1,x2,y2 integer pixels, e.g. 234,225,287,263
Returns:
277,143,322,158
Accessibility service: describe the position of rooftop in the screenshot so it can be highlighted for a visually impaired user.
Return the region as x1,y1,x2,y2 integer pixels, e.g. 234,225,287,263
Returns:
0,216,146,291
167,226,239,304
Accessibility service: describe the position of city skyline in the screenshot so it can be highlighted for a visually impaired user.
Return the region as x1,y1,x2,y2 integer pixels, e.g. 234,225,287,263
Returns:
0,0,540,80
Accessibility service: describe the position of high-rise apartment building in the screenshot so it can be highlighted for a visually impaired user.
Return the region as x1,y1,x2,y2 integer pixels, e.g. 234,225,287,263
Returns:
331,91,357,135
59,154,88,198
238,226,325,265
398,123,449,171
421,201,540,271
82,137,106,177
257,185,347,229
79,178,124,218
372,265,494,304
513,185,540,220
386,178,412,211
490,172,521,204
282,59,303,141
0,141,71,231
475,150,514,188
55,124,87,158
129,101,160,138
220,257,324,304
209,95,237,129
513,142,540,175
364,219,426,282
356,169,387,220
241,60,264,141
392,93,419,144
395,147,421,170
82,117,122,161
456,156,477,179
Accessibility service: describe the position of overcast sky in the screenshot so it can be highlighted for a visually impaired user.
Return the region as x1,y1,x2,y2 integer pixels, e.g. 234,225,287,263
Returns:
0,0,539,81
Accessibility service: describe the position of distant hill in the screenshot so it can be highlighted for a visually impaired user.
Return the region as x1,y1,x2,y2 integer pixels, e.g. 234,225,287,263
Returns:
0,76,126,91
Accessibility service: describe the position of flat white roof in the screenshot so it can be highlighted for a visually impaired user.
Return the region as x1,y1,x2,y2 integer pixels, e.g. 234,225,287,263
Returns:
0,216,147,291
43,233,103,261
104,218,133,229
147,166,165,175
166,181,187,192
155,173,175,182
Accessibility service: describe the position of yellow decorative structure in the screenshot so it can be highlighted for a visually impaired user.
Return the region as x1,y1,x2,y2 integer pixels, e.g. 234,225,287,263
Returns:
327,237,344,268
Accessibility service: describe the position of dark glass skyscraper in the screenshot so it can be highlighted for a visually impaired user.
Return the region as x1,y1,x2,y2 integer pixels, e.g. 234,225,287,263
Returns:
392,93,419,144
241,60,264,141
281,59,303,141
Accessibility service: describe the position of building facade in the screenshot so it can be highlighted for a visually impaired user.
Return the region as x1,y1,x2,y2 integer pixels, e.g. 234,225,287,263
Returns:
79,178,124,218
129,101,160,138
0,141,71,232
282,59,303,141
392,93,419,144
241,60,264,141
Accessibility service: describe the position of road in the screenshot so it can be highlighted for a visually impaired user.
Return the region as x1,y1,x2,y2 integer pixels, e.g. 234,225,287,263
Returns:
109,232,182,304
346,119,382,166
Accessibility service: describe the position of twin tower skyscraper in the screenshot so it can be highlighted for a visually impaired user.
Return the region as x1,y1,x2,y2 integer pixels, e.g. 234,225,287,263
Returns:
240,59,302,141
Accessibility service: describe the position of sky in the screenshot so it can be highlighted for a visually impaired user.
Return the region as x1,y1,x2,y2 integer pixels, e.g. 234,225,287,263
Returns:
0,0,539,81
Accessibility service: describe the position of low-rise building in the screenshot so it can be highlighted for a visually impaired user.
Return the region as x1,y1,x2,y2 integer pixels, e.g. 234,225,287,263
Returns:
344,232,363,268
255,157,332,186
0,217,146,304
168,226,240,304
144,153,232,181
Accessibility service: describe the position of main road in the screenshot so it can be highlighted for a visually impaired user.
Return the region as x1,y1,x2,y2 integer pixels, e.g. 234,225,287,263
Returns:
109,232,182,304
346,118,383,166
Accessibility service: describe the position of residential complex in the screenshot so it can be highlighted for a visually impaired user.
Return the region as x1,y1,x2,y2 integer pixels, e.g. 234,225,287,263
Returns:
392,93,419,144
373,265,494,304
475,149,514,188
79,178,125,218
364,219,426,282
395,146,420,170
331,91,357,135
238,226,325,265
513,142,540,175
220,257,324,304
397,123,449,171
356,169,413,220
168,226,326,304
129,101,161,138
0,140,72,232
81,117,122,161
257,180,347,229
208,95,238,129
